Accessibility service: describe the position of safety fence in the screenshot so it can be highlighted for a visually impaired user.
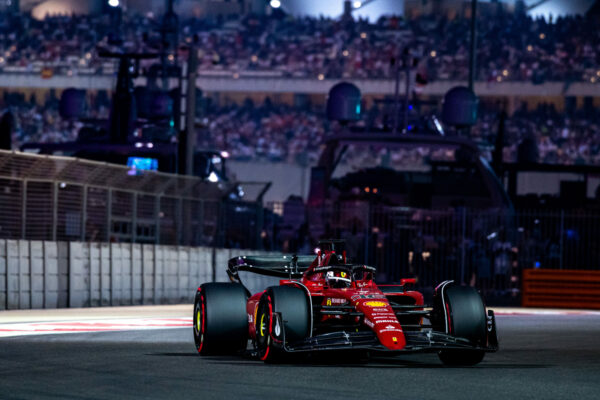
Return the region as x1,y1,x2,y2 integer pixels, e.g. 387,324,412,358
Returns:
0,239,279,310
0,150,265,249
271,202,600,303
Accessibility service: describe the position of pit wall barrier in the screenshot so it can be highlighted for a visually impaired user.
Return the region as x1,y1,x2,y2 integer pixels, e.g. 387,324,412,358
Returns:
522,269,600,309
0,240,278,310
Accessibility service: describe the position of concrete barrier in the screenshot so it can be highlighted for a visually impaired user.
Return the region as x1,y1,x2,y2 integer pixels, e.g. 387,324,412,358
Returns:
0,239,280,310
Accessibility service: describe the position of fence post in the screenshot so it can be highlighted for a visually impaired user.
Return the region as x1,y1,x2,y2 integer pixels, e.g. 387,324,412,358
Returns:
52,182,58,241
21,180,27,239
132,193,138,244
155,196,161,245
106,189,112,242
256,203,263,250
1,240,6,310
460,208,467,285
81,185,87,241
559,209,564,270
198,200,204,246
177,198,183,245
364,202,370,264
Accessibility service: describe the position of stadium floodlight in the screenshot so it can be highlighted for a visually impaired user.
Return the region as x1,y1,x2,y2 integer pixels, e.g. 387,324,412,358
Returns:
269,0,281,9
108,0,120,7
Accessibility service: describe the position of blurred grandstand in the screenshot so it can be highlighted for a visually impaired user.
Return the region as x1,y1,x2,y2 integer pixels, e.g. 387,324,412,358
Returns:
0,1,597,82
6,92,600,166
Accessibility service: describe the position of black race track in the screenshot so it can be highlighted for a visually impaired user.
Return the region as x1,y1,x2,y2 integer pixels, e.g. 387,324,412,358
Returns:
1,314,599,400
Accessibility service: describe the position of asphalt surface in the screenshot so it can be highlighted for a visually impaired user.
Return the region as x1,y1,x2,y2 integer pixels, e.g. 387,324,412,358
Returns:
1,311,600,400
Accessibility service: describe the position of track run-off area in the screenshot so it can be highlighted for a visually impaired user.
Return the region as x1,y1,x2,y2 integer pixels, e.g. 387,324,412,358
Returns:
1,305,599,400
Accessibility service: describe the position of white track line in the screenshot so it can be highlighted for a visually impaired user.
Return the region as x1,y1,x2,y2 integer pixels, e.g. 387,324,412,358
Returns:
0,317,192,338
492,308,600,316
2,307,599,338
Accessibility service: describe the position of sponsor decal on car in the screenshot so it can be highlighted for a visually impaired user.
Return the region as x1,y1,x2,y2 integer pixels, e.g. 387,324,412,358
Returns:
374,319,399,324
274,318,281,337
326,298,347,306
364,301,388,307
380,328,403,333
364,318,374,328
351,293,386,301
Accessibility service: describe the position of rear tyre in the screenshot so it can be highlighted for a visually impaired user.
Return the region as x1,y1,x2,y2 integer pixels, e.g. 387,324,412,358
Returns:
255,285,310,363
432,282,487,366
193,282,248,355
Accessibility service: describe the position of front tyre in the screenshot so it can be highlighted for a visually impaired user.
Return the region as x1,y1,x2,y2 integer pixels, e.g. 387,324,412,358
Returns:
193,282,248,355
432,282,487,366
255,285,311,362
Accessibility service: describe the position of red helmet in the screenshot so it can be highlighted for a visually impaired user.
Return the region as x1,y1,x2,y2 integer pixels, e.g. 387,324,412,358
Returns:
326,270,351,288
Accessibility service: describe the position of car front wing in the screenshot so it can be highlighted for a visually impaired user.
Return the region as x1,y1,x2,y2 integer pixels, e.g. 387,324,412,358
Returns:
269,310,499,354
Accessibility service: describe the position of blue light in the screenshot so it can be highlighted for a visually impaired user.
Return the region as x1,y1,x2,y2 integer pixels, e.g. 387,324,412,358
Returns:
127,157,158,171
408,105,413,110
407,125,412,131
356,104,361,115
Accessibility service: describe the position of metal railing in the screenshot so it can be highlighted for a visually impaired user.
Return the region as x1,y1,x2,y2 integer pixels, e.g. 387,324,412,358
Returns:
268,201,600,303
0,150,264,248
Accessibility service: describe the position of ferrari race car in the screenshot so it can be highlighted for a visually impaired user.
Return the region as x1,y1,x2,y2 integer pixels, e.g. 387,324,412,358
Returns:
193,240,498,365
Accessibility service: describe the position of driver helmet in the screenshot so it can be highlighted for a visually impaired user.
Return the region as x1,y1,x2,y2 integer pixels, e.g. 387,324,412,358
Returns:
326,270,351,288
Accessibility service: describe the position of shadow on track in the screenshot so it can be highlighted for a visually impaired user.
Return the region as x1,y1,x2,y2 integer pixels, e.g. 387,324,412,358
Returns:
145,352,549,369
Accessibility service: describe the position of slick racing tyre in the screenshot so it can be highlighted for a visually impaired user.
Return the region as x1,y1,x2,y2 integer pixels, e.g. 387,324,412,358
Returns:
255,285,311,362
432,282,487,366
193,282,248,355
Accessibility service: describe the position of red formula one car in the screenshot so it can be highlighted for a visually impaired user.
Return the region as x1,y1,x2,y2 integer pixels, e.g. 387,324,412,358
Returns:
193,240,498,365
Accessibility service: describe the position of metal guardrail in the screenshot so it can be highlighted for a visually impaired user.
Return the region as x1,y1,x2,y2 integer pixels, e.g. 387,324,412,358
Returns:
0,150,264,248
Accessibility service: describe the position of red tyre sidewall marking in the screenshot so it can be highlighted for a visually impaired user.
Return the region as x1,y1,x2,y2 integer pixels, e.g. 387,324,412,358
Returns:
260,295,273,361
197,289,206,353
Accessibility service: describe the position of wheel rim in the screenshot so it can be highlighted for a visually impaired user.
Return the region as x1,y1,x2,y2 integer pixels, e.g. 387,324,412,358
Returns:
256,295,273,360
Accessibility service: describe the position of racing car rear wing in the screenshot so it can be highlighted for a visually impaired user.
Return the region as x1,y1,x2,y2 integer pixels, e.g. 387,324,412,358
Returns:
227,255,316,281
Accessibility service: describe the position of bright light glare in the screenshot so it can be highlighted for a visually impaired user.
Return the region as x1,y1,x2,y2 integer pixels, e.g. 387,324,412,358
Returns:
353,1,362,8
208,171,219,183
270,0,281,8
108,0,120,7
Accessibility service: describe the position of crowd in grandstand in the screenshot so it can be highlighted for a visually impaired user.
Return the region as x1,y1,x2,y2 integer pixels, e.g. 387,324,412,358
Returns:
0,10,598,82
4,91,109,147
473,102,600,165
2,8,599,166
6,89,599,166
206,101,600,165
